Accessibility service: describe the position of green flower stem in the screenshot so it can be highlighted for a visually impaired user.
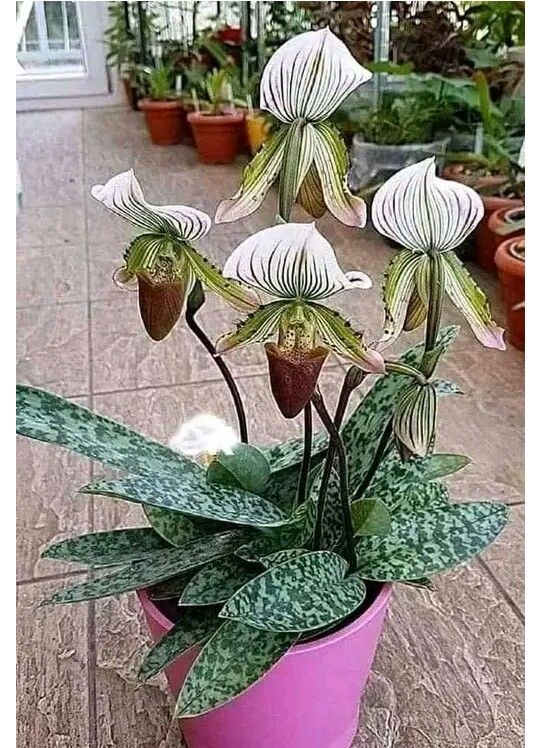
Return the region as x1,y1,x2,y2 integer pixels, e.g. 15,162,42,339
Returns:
421,251,445,377
312,367,365,550
294,403,313,510
278,118,305,221
185,307,249,444
312,390,357,572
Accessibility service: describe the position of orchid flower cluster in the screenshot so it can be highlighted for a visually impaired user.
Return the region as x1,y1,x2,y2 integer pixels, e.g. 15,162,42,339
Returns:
17,27,508,721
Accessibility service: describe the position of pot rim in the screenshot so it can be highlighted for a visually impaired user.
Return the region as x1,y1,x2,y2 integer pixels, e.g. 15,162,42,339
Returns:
495,234,525,277
187,111,244,124
139,98,183,110
138,582,392,655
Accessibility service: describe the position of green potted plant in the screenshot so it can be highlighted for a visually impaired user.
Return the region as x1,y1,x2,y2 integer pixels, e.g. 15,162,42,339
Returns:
104,1,140,110
17,28,509,748
139,63,184,146
187,69,244,164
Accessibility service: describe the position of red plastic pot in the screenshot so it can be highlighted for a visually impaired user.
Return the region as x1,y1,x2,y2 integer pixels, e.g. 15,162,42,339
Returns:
475,195,524,271
139,99,184,146
138,584,392,748
495,235,525,350
187,111,244,164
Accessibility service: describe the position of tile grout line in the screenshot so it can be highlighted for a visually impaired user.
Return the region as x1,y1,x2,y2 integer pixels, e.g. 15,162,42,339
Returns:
17,568,88,587
81,108,98,748
478,557,524,624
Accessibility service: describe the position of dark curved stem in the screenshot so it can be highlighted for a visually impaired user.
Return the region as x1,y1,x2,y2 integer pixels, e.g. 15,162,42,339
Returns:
312,390,357,572
294,403,312,510
351,421,393,503
185,310,249,443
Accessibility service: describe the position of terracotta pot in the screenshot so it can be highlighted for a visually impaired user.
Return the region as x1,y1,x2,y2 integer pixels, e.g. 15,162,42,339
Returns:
482,206,526,273
187,112,244,164
495,235,525,350
138,584,392,748
474,194,524,271
139,99,184,146
245,112,271,155
443,164,508,191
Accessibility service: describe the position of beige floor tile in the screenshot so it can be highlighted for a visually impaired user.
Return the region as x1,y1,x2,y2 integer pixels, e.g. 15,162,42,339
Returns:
17,422,91,581
17,204,86,247
18,152,83,208
17,243,88,307
17,576,90,748
17,303,90,397
482,504,524,616
17,110,82,156
354,564,524,748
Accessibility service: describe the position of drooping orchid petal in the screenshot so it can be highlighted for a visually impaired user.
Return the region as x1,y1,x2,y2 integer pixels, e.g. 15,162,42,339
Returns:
223,223,372,301
91,169,211,241
380,250,430,345
169,414,239,460
372,158,484,253
260,28,372,124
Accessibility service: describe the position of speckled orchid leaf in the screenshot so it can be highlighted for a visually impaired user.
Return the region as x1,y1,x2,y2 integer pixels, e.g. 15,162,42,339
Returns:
235,502,312,562
219,551,366,632
81,471,288,529
138,608,220,681
431,378,464,397
16,385,199,479
422,453,471,481
442,250,506,350
259,548,311,568
372,157,484,254
207,444,271,497
215,128,288,224
311,122,367,227
176,621,298,717
307,468,344,551
308,303,385,373
180,557,259,606
42,528,171,568
148,572,194,600
355,501,508,581
393,382,438,458
350,499,391,537
215,301,285,354
260,28,371,124
144,507,221,546
43,531,246,605
262,430,328,474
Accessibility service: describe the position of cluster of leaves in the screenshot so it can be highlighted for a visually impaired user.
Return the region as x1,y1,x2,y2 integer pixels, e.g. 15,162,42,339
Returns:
16,326,507,717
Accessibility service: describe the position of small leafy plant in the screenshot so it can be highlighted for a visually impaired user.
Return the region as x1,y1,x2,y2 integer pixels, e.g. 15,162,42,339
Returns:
142,62,176,101
17,27,508,723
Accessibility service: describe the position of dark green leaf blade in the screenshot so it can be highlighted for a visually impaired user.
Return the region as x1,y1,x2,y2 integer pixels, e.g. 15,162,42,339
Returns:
144,507,222,546
220,551,366,632
180,557,258,606
351,499,391,536
176,621,298,717
42,528,170,567
138,608,220,681
44,530,246,604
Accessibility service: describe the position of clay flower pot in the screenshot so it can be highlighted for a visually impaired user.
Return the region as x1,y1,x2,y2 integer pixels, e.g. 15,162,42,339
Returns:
495,235,525,350
138,584,392,748
442,164,508,191
139,99,184,146
187,112,244,164
245,111,271,155
474,194,524,271
484,206,526,273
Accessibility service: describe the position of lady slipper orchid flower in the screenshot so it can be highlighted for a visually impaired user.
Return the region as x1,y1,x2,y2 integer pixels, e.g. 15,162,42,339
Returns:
372,158,505,350
169,414,239,463
216,223,385,418
91,170,257,341
215,28,372,227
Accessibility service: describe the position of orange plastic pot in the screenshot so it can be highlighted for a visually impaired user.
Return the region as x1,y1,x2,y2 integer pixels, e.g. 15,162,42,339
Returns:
139,99,184,146
474,194,524,271
495,236,525,350
187,112,244,164
483,206,526,273
245,112,271,155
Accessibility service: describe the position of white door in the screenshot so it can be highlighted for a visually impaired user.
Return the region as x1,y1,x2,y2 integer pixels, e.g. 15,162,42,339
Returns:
16,1,109,101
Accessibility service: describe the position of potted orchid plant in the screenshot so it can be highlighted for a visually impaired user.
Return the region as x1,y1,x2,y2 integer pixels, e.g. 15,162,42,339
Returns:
17,28,508,748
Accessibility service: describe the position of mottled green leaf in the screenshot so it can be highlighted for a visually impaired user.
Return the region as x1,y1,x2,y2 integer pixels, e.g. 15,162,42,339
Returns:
180,557,258,606
138,608,220,681
207,444,270,496
422,453,471,481
220,551,366,632
234,502,312,562
144,507,220,546
259,548,310,568
351,499,391,536
16,385,198,479
81,472,287,529
355,501,508,580
431,379,464,397
261,431,328,474
42,528,170,568
43,530,246,605
176,620,298,717
148,572,194,600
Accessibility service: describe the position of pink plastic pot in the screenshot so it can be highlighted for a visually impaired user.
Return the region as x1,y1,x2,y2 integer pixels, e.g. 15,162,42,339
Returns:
138,583,392,748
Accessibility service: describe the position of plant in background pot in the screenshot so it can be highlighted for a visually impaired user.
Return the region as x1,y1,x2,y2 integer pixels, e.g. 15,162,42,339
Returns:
139,63,184,146
188,69,244,164
495,234,525,350
17,28,509,748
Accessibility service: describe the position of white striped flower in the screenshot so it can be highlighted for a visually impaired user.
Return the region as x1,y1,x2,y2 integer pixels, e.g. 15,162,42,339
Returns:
216,223,384,417
372,158,505,350
215,28,372,228
91,170,257,340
